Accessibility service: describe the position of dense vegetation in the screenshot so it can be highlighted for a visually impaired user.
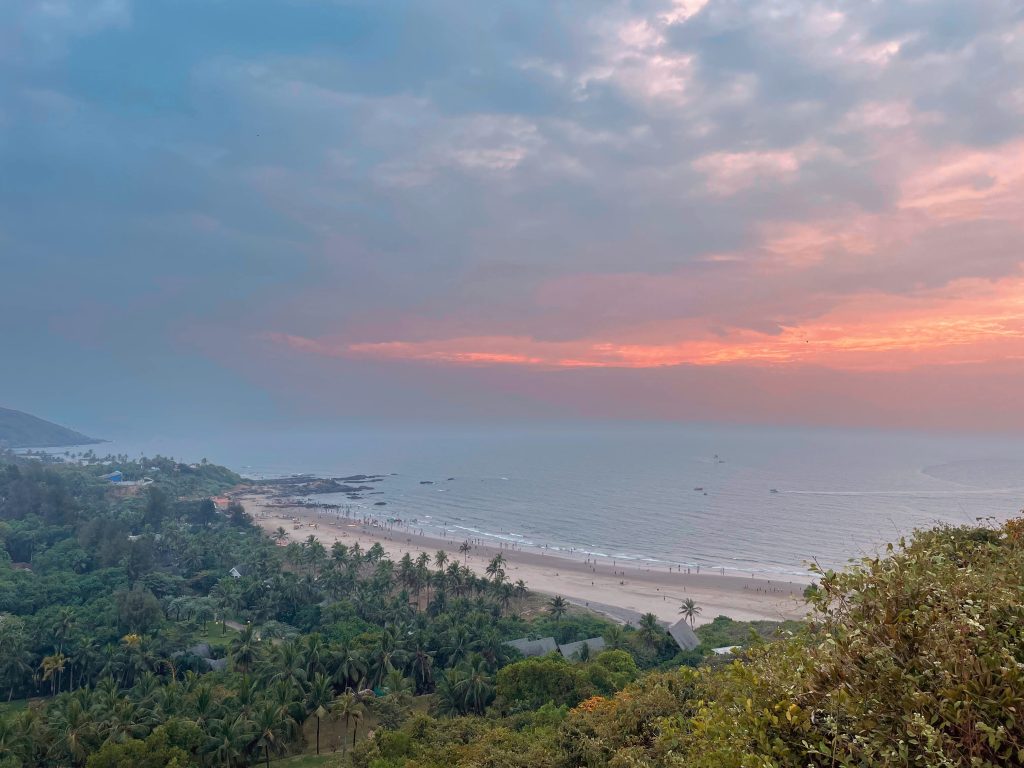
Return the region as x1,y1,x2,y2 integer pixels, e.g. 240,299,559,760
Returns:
0,455,697,767
4,452,1018,767
351,518,1024,768
0,408,99,449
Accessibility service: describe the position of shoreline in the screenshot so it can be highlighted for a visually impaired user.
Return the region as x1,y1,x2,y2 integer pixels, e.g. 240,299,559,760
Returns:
240,491,809,627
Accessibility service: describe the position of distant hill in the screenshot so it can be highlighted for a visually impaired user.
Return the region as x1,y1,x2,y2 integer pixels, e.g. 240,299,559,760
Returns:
0,407,101,448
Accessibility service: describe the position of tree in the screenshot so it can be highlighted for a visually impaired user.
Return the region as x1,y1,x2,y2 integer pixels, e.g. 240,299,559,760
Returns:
114,587,163,634
602,625,627,650
547,595,568,625
637,613,662,649
331,689,365,753
459,541,472,564
485,554,506,583
304,672,334,755
0,616,32,700
228,624,259,675
41,653,67,696
251,702,292,768
455,655,495,715
679,597,701,628
86,728,194,768
205,713,251,768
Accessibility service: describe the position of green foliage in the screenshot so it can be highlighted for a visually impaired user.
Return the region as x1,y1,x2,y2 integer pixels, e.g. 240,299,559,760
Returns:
496,655,592,712
693,615,802,649
86,725,197,768
0,456,627,765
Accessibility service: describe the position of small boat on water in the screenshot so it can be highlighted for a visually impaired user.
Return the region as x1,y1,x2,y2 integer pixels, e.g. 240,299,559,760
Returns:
770,488,779,494
694,486,704,491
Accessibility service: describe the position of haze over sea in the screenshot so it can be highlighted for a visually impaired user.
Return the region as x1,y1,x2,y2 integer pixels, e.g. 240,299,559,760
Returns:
78,424,1024,579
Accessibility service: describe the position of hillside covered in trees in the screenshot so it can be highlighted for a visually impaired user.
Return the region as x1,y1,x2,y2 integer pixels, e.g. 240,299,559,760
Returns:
2,451,1022,767
0,454,703,767
0,408,100,450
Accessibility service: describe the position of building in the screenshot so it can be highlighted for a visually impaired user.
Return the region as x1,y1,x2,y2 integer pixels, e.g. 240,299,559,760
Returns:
505,636,559,657
558,636,607,660
229,566,245,579
667,618,701,651
503,635,610,660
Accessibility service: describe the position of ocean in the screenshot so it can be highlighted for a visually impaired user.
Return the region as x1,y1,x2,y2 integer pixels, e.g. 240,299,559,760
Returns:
59,423,1024,578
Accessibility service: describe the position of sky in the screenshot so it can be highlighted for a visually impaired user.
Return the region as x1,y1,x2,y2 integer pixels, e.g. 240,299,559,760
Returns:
3,0,1024,436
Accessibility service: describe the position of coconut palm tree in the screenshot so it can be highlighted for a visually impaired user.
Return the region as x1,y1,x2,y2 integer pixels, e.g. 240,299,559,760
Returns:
252,702,293,768
455,654,494,714
459,540,472,564
434,550,448,571
679,597,702,628
331,643,368,692
602,625,627,650
485,554,506,583
547,595,568,625
206,713,253,768
40,653,67,696
304,672,334,755
331,689,365,753
637,613,662,649
228,624,260,674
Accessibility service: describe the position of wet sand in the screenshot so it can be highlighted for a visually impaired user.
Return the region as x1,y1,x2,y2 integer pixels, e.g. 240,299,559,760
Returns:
240,492,809,627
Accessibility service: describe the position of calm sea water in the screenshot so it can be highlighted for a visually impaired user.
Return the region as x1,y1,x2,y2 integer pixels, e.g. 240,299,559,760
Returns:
61,423,1024,577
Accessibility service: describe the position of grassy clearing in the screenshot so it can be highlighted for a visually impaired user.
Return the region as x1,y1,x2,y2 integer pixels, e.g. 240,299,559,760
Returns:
271,755,337,767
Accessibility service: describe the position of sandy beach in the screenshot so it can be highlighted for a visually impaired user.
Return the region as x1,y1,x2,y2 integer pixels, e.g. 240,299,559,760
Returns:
239,492,809,627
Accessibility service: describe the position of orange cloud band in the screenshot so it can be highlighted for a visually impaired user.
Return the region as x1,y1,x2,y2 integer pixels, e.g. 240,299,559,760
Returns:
266,273,1024,372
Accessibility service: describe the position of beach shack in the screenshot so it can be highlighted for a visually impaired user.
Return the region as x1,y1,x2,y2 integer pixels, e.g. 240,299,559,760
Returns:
558,636,607,661
505,636,559,657
667,618,701,651
229,565,245,579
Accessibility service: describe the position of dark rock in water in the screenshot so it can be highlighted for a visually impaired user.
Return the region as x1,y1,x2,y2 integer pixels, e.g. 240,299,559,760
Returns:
261,475,379,495
338,474,384,483
420,480,434,485
374,501,387,506
447,477,456,481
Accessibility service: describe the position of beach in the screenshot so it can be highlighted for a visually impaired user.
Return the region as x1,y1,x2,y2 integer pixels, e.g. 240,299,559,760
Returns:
239,491,808,627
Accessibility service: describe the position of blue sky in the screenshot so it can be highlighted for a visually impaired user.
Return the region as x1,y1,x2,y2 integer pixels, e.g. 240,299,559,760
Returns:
4,1,1024,436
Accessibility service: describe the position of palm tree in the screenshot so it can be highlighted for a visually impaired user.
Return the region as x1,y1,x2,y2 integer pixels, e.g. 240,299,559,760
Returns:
271,527,288,543
206,713,253,768
252,702,293,768
637,612,662,649
331,689,365,753
332,643,366,691
459,540,472,564
485,553,506,583
434,550,448,571
679,597,702,628
40,653,67,696
229,623,260,674
409,644,434,693
304,672,334,755
49,694,94,766
603,625,627,650
547,595,568,625
455,655,494,714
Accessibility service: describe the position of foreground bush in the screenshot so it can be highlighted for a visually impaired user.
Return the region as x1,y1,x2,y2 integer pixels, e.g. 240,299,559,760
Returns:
358,518,1024,767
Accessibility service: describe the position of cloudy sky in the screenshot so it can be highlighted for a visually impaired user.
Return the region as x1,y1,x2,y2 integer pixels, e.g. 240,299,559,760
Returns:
4,0,1024,435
